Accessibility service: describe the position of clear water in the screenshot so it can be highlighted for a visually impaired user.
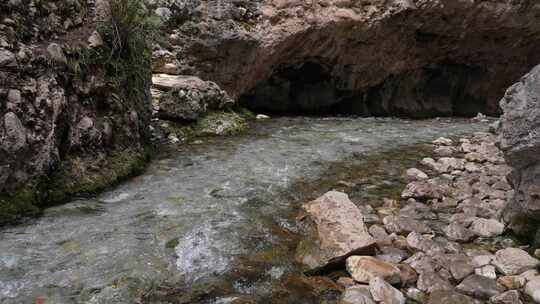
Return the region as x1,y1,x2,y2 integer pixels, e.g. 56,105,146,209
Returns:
0,117,489,303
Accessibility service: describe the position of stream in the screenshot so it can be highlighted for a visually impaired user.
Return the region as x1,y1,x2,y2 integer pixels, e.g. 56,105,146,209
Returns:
0,117,490,304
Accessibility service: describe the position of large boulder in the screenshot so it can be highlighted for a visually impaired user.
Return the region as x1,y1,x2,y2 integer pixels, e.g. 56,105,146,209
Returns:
153,74,233,121
296,191,376,274
500,64,540,245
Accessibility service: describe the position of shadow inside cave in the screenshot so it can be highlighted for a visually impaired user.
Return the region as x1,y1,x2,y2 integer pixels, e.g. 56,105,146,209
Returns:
239,60,493,118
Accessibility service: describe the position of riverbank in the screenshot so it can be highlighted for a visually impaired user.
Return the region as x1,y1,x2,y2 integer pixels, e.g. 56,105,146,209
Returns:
296,126,540,303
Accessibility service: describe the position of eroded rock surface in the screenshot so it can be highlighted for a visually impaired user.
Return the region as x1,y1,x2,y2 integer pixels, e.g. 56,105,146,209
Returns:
151,0,540,116
500,64,540,247
296,191,376,273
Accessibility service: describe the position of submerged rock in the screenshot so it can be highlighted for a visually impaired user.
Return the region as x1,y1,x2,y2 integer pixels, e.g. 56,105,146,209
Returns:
296,191,376,273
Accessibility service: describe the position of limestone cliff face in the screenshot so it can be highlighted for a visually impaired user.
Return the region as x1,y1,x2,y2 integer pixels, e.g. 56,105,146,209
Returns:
153,0,540,116
500,64,540,245
0,0,152,222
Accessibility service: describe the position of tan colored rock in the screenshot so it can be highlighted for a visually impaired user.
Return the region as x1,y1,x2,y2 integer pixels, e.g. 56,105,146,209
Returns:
497,275,526,290
346,256,401,284
296,191,376,273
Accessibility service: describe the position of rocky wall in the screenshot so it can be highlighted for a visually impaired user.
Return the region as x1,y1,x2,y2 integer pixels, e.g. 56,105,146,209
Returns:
0,0,153,223
152,0,540,116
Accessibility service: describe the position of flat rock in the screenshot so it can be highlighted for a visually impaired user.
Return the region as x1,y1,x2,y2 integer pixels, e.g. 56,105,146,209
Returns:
369,277,405,304
383,216,431,234
296,191,376,273
340,285,376,304
456,274,501,300
492,247,539,275
470,218,505,237
346,256,401,284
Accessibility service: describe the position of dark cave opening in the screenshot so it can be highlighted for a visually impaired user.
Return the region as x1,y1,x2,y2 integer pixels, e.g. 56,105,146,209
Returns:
239,61,495,118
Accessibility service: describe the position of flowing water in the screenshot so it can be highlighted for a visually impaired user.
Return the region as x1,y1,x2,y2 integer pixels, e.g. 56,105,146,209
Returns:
0,117,490,304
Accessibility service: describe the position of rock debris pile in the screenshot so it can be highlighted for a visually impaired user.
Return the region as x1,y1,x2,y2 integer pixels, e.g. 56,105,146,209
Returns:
297,132,540,304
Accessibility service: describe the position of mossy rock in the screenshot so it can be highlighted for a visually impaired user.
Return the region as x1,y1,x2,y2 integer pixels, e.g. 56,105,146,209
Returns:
0,146,152,225
0,190,40,224
194,111,247,136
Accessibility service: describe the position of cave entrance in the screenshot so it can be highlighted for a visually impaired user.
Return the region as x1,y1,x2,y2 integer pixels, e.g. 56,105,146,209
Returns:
239,61,494,118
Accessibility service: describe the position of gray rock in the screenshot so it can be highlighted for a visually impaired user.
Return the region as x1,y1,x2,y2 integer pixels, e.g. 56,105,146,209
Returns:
405,287,426,303
2,112,27,153
0,48,17,67
492,247,539,276
456,274,501,300
406,232,444,255
433,137,453,146
444,222,475,242
470,218,505,237
489,290,522,304
296,191,376,273
46,43,67,64
369,225,392,246
155,7,172,21
406,168,428,181
340,285,376,304
475,265,497,280
153,74,233,120
447,256,475,281
376,246,409,264
383,215,431,234
369,277,405,304
427,290,480,304
88,31,103,48
524,277,540,303
417,271,453,293
500,64,540,252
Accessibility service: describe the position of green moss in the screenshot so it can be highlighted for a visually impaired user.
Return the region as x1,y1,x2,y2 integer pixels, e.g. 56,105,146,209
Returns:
0,190,40,224
165,238,179,249
194,111,247,137
43,147,151,204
